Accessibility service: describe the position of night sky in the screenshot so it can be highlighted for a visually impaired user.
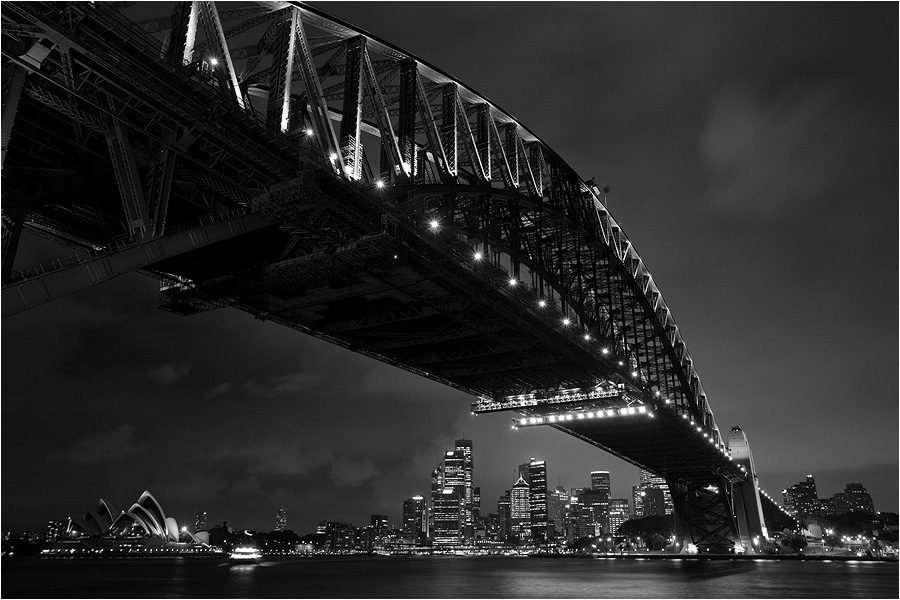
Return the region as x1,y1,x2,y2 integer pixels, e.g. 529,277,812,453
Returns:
2,2,897,535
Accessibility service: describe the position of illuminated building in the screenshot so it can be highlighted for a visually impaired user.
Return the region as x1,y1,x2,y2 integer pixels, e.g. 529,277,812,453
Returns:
639,469,673,515
194,511,207,533
510,475,531,542
432,488,461,546
275,506,287,532
547,486,569,539
402,495,428,544
591,471,611,497
528,459,551,543
498,492,511,541
608,499,630,535
782,475,818,517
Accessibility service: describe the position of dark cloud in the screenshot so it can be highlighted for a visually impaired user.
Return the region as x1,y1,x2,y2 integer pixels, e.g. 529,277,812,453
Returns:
2,2,896,534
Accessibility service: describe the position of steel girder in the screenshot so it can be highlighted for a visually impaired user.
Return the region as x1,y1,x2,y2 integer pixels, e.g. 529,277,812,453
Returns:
2,1,741,502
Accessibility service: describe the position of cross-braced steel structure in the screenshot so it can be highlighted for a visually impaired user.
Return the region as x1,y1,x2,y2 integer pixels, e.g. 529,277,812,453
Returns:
2,1,772,552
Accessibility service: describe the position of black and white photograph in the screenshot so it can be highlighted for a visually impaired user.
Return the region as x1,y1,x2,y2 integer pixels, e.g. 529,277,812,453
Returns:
2,1,897,597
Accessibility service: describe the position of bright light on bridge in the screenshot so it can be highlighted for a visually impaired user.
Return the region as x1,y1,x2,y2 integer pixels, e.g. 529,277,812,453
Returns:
513,404,655,428
473,251,483,261
429,219,440,230
508,277,517,286
562,318,571,326
538,299,547,308
375,180,385,188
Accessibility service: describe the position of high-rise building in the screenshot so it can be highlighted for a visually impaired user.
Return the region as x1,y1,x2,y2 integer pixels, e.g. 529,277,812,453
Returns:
639,469,673,515
429,464,443,536
547,486,569,539
591,471,611,497
842,483,875,514
528,459,551,543
608,499,630,535
432,488,461,546
510,475,531,542
194,511,207,533
782,475,818,517
402,495,428,544
442,440,475,529
498,491,511,541
275,506,287,532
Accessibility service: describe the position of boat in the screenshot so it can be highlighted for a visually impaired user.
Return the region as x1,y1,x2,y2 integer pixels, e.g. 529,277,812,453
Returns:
229,546,262,562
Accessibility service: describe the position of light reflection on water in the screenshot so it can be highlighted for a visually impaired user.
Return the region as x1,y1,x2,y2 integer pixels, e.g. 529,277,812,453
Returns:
2,555,897,599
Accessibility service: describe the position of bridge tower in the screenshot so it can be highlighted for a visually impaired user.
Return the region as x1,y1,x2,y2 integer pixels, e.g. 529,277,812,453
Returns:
726,426,768,553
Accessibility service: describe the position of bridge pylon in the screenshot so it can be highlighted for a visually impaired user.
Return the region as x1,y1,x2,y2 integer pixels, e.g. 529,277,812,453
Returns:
726,426,768,553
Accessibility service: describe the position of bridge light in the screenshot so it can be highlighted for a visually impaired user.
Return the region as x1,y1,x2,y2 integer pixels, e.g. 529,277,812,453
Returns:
209,57,218,66
429,219,440,230
473,251,483,261
375,180,385,188
577,413,585,419
637,406,646,413
565,414,573,420
305,128,314,136
601,348,609,355
508,277,517,286
583,334,591,341
538,299,547,308
586,412,594,418
562,318,571,326
654,391,660,396
548,415,556,422
631,371,638,377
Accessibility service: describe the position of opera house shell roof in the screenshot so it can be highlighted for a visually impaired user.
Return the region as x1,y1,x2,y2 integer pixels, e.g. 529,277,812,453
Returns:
67,490,208,546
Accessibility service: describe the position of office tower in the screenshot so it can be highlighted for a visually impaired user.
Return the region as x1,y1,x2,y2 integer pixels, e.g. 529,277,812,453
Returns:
370,514,389,547
429,464,443,535
547,486,568,539
194,510,207,533
608,499,629,535
432,488,461,546
639,469,674,515
443,440,475,528
518,461,531,484
498,491,511,541
782,475,818,517
510,475,531,541
402,495,428,544
591,471,611,497
842,483,875,514
275,506,287,532
473,486,482,521
528,459,551,542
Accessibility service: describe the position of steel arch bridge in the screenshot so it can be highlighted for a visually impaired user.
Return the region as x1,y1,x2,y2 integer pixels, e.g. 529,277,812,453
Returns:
1,1,781,551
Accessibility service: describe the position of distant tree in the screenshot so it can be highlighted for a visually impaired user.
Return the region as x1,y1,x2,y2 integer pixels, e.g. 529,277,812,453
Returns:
648,533,667,550
781,532,807,553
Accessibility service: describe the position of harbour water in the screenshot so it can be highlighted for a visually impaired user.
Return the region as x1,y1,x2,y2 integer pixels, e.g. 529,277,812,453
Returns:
3,555,897,598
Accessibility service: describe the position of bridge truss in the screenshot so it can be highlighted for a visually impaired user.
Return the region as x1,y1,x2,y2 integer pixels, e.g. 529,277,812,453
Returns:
2,1,765,551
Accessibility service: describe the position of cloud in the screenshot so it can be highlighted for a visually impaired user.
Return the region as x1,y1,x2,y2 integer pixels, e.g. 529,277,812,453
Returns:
60,424,140,463
699,83,848,218
239,372,322,399
147,361,190,384
204,382,233,399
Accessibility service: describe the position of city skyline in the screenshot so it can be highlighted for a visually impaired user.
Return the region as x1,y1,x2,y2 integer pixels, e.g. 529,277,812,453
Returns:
2,2,896,535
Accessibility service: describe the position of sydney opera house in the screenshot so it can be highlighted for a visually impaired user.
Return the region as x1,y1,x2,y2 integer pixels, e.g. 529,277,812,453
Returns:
49,490,213,554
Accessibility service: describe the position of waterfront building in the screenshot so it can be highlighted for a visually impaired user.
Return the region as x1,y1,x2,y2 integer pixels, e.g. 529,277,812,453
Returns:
319,521,355,552
782,475,818,517
510,475,531,542
46,520,64,543
445,440,475,528
402,495,428,544
578,488,609,534
275,506,287,532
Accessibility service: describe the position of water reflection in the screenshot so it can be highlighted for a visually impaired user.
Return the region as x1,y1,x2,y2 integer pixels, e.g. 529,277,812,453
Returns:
678,559,757,579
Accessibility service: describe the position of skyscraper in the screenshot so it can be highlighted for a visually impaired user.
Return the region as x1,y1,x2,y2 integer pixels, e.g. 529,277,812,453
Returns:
528,459,551,543
498,491,511,542
842,483,875,514
275,506,287,532
782,475,818,517
402,495,428,544
591,471,611,497
639,469,674,515
429,463,443,536
510,475,531,542
432,488,461,546
547,486,569,540
608,499,630,535
443,440,475,529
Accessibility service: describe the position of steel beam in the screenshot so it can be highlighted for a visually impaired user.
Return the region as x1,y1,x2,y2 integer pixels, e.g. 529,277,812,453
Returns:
2,212,269,317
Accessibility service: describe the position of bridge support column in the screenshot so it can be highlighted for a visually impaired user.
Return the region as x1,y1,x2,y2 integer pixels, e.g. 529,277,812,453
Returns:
668,477,741,554
727,426,768,553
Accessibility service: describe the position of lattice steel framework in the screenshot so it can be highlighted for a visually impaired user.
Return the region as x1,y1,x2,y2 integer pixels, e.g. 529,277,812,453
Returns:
2,1,762,551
